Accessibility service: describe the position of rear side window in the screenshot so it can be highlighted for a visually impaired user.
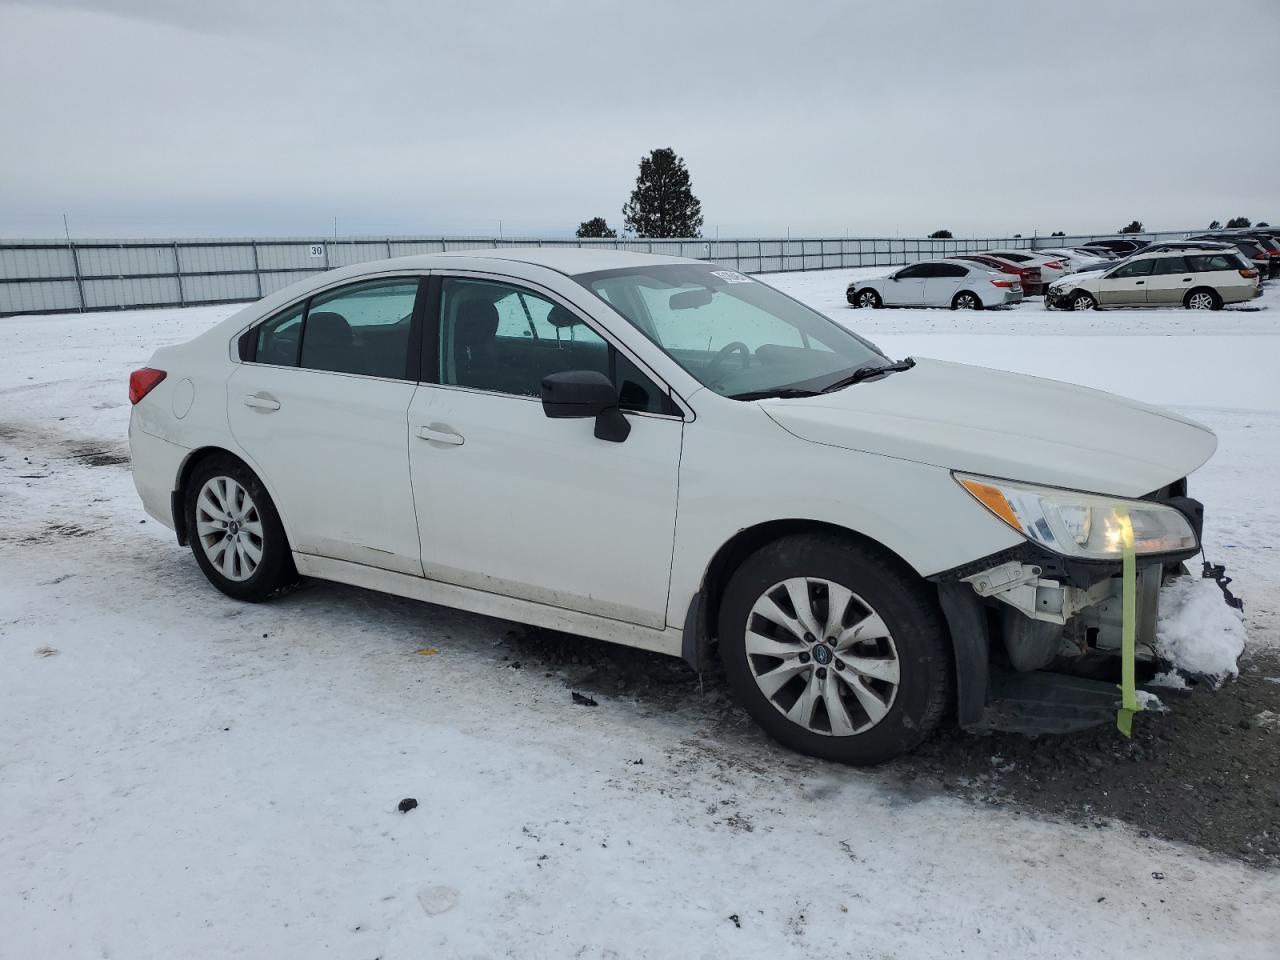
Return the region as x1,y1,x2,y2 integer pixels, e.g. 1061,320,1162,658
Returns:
255,304,304,367
1151,256,1189,275
1186,254,1244,272
299,280,419,379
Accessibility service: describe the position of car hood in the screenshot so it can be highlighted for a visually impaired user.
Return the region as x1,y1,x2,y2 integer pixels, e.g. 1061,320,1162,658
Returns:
759,358,1216,497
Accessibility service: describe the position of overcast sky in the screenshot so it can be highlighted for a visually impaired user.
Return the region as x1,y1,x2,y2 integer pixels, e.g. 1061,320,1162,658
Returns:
2,0,1278,239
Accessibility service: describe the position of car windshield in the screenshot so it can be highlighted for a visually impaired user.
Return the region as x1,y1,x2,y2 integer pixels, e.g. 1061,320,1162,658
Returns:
577,264,885,399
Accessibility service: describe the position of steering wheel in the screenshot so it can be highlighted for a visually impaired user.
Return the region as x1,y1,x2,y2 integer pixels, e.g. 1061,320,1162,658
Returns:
706,341,751,380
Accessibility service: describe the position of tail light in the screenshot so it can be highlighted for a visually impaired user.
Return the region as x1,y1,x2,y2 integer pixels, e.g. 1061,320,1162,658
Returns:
129,367,167,405
1043,260,1065,270
991,279,1014,288
1239,268,1259,279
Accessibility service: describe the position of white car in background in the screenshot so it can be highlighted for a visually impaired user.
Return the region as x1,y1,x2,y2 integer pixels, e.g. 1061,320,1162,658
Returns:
129,249,1221,765
846,258,1021,309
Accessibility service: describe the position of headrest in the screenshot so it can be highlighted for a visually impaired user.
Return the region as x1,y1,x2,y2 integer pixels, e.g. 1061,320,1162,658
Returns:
546,305,581,329
455,300,499,348
305,311,352,345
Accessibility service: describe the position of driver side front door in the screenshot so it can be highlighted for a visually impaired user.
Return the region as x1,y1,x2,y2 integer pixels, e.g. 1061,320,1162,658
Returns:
881,264,927,306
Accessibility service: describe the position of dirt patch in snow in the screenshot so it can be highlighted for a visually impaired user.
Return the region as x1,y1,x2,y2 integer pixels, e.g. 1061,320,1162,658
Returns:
509,627,1280,866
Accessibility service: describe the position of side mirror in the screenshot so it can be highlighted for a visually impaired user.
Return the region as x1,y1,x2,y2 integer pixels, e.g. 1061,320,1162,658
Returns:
541,370,630,442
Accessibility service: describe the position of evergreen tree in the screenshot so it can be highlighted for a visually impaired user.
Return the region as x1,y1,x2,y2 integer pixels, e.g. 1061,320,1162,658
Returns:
576,217,617,239
929,229,953,239
1226,216,1251,229
1208,220,1222,230
622,148,703,238
1258,222,1270,228
1118,220,1144,234
1051,231,1065,237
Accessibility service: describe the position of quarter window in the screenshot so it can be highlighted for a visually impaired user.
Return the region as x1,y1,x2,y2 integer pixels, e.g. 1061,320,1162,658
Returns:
438,278,672,414
1185,254,1241,272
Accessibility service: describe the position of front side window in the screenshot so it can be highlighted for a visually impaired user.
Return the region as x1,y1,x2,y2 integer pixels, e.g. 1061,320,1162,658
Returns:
1108,259,1155,279
577,264,884,399
438,277,671,413
894,264,929,279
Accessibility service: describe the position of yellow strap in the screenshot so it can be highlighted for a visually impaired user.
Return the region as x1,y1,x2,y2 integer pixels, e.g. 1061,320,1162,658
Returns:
1116,510,1140,736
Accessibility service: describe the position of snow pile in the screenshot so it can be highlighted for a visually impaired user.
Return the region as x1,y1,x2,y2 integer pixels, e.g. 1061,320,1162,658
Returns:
1155,577,1247,684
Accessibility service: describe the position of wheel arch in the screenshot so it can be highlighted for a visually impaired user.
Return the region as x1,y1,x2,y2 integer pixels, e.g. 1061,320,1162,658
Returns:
172,446,264,546
681,518,943,666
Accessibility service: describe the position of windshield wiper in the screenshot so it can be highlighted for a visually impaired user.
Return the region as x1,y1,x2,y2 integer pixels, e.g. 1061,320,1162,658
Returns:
820,357,916,394
728,387,823,401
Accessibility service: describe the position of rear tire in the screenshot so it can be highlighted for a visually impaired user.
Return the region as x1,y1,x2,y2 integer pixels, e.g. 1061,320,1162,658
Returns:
185,454,298,602
1070,291,1097,311
1184,288,1221,311
718,533,951,765
951,291,982,310
855,289,883,309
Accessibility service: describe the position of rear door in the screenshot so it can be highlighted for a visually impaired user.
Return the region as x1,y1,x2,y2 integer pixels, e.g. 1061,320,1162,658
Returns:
227,277,426,575
1096,257,1155,305
881,263,928,306
1145,255,1193,304
922,263,967,306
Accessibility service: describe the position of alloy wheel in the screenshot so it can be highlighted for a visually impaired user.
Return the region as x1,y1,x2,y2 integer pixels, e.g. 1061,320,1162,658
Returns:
857,291,879,308
195,475,265,582
1187,291,1215,310
744,578,900,736
955,293,978,309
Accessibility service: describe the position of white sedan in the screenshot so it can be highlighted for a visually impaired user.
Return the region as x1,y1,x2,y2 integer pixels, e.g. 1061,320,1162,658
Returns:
129,249,1219,764
846,258,1022,309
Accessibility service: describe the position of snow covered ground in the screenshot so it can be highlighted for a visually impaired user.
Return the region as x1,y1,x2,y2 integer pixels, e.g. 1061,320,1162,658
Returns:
2,275,1279,958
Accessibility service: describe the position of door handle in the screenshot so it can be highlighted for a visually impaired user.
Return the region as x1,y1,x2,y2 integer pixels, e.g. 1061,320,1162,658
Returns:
1182,277,1192,282
417,424,464,446
243,394,281,411
1135,280,1144,285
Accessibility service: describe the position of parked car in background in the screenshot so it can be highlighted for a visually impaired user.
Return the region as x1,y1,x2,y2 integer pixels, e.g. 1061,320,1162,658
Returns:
1036,248,1110,273
848,259,1022,309
1081,238,1144,256
1045,246,1260,310
127,247,1224,765
980,250,1068,286
954,254,1043,295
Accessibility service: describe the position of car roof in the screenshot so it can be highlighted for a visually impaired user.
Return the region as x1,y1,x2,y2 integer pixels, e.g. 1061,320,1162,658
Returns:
1131,245,1244,258
412,246,697,275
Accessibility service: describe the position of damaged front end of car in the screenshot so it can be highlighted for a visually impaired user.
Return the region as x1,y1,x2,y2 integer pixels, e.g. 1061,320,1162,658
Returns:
932,474,1242,735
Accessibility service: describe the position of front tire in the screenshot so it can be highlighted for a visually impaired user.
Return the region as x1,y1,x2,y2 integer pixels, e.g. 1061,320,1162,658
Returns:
185,455,297,602
1070,291,1097,311
855,289,883,309
718,534,951,765
951,291,982,310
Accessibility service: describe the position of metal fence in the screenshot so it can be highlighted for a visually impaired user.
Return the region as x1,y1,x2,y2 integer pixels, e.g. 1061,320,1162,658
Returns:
0,229,1202,317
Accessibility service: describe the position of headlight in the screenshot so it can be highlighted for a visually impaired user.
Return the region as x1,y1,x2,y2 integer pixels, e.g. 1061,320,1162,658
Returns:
955,473,1197,560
